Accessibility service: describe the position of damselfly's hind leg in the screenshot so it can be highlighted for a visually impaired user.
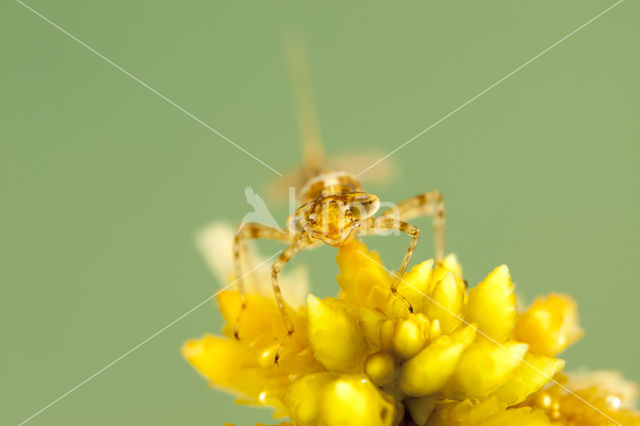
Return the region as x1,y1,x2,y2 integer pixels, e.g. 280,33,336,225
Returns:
380,190,445,262
233,222,291,340
362,217,420,313
272,236,311,364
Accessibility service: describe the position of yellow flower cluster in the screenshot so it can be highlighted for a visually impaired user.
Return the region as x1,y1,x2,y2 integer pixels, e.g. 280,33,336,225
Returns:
183,238,639,426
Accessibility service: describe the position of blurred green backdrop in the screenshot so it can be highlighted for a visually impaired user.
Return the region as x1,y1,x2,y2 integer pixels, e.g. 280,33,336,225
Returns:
1,0,638,424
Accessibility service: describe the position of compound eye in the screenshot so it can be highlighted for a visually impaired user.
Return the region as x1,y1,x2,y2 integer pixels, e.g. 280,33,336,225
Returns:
349,195,380,220
348,206,362,220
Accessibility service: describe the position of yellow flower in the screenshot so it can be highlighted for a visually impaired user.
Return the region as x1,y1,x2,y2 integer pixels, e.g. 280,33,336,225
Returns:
525,371,640,425
284,372,395,426
183,224,639,425
444,340,529,400
513,293,583,357
399,325,476,397
182,290,325,415
428,397,556,426
306,295,366,372
465,265,517,343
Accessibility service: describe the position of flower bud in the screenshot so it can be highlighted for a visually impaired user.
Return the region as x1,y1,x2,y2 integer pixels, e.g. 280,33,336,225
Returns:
285,373,395,426
514,293,583,356
494,353,565,405
284,372,333,423
380,319,395,349
430,254,463,284
429,319,441,341
336,240,390,310
365,352,395,386
399,325,476,396
357,307,387,346
393,259,435,315
392,315,428,359
306,295,366,372
446,340,528,399
405,396,437,426
465,265,517,342
423,272,465,334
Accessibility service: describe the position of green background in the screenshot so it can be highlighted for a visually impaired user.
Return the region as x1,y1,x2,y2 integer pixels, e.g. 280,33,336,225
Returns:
1,1,638,425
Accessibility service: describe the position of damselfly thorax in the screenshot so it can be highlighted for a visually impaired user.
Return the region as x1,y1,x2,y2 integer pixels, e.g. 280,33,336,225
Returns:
287,171,380,246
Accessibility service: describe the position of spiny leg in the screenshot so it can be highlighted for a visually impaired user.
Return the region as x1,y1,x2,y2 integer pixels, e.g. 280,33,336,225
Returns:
272,235,311,364
233,222,291,339
362,217,420,313
380,190,445,262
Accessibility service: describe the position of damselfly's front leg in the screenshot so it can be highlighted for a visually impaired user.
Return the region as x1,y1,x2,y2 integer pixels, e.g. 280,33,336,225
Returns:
233,222,292,339
379,190,445,262
272,233,312,364
362,217,420,313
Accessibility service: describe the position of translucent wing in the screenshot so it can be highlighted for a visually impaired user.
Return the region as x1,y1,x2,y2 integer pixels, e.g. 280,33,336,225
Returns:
284,33,325,177
269,33,395,202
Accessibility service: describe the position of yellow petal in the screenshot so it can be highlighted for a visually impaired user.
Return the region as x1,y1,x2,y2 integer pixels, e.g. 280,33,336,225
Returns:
336,239,390,311
392,315,429,359
478,407,556,426
379,319,395,350
494,353,565,406
284,373,395,426
364,351,395,386
423,272,465,334
430,398,555,426
466,265,517,342
320,376,395,426
446,340,528,399
405,396,437,426
217,291,319,371
514,293,583,356
526,371,640,425
429,319,442,341
399,325,477,396
449,322,478,347
217,291,290,343
182,334,248,386
430,253,464,285
389,259,435,317
181,334,288,410
284,372,333,423
357,306,387,346
306,295,366,372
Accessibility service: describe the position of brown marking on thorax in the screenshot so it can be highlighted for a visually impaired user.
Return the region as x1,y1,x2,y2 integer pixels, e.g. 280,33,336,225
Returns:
287,170,380,246
299,170,364,203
